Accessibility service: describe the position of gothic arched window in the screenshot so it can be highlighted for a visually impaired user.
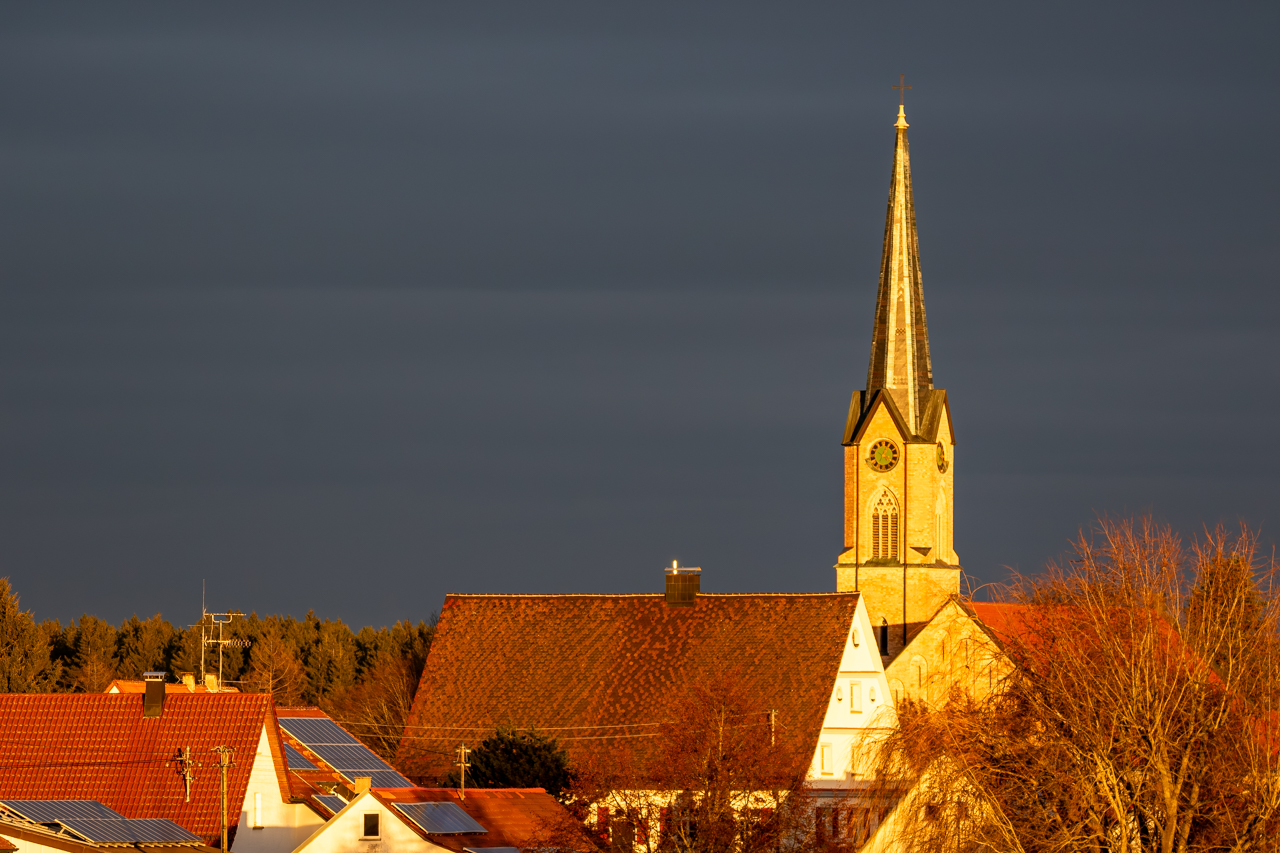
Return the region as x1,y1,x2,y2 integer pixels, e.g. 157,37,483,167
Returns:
871,491,899,561
879,617,889,655
935,491,948,562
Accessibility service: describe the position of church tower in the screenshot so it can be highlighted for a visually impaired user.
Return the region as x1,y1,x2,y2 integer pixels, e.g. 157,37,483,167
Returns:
835,99,959,660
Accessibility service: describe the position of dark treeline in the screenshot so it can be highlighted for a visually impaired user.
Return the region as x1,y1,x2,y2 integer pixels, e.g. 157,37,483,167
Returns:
0,578,433,762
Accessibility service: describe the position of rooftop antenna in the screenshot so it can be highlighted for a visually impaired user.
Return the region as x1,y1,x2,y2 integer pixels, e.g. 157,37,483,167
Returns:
192,585,251,692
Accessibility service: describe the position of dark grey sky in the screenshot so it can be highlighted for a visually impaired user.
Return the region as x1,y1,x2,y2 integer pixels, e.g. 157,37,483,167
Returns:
1,2,1277,628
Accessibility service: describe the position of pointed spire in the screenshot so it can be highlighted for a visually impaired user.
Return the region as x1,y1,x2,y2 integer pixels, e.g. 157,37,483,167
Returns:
865,99,933,435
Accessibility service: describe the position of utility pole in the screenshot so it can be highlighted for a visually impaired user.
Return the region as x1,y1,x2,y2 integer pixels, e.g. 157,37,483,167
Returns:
212,746,235,851
177,747,194,803
455,744,471,801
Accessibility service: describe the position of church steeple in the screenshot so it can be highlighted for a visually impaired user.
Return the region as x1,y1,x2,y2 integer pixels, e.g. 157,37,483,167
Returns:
866,101,933,435
835,89,959,662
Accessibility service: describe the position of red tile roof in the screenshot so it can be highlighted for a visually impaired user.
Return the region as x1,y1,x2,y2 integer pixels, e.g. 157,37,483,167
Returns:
967,602,1037,643
0,693,284,847
399,592,862,781
372,788,595,852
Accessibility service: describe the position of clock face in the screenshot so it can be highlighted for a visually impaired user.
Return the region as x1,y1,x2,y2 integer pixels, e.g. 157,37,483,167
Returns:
867,439,899,472
936,441,948,473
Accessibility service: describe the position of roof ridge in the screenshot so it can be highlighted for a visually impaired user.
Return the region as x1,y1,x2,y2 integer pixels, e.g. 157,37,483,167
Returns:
445,591,860,598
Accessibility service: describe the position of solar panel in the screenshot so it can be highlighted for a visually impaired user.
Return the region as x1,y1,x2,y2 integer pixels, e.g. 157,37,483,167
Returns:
284,743,318,770
278,717,359,746
0,802,200,845
314,795,348,815
0,801,125,823
393,802,487,835
60,818,201,844
368,770,415,789
277,717,413,788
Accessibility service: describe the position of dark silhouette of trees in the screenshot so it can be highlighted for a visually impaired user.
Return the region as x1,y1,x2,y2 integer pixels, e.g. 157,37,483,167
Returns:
0,579,435,761
114,614,177,679
67,615,118,693
245,626,305,705
0,579,60,691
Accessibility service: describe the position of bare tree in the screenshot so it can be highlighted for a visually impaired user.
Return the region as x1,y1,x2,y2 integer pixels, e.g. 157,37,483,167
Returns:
573,670,818,853
328,648,423,763
245,628,304,705
872,519,1280,853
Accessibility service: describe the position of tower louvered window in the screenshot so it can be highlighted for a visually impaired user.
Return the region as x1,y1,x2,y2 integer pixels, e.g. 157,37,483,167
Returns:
871,492,899,560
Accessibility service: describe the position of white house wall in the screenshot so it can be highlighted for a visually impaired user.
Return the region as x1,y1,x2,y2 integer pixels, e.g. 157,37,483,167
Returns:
808,597,896,787
232,726,326,853
0,832,75,853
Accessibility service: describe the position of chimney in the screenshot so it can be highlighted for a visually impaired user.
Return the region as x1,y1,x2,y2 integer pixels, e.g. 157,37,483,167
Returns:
204,672,219,693
143,672,166,718
664,561,701,607
178,671,196,692
353,777,372,794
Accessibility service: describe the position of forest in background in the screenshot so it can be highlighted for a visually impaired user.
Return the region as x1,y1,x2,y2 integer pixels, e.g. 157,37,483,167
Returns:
0,578,434,763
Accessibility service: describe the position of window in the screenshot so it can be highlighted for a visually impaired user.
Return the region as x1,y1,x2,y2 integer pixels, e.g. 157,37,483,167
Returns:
879,618,889,654
912,655,929,690
362,813,380,839
819,743,833,775
852,808,871,845
849,680,862,713
871,491,899,560
252,792,262,829
935,491,948,561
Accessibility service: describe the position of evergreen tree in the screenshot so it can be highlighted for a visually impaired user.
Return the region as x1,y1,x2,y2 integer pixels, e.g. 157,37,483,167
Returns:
114,614,177,678
447,728,574,800
0,578,60,692
304,615,358,706
69,614,117,692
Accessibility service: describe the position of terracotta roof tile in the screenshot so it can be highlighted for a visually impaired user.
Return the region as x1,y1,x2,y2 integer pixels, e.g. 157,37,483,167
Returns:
399,592,861,781
0,693,274,847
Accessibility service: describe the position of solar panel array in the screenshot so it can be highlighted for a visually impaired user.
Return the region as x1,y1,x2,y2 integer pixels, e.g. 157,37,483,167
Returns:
1,801,124,823
62,818,202,844
283,743,318,770
0,801,201,845
278,717,413,788
393,802,488,835
313,795,348,815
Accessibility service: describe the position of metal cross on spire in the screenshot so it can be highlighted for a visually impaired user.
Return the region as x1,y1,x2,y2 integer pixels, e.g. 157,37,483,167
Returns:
892,73,911,106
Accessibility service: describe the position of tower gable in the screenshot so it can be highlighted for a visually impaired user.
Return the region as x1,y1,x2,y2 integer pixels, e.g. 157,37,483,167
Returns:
845,389,912,446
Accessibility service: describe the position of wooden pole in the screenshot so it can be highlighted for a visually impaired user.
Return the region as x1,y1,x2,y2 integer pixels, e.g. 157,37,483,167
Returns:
212,746,235,851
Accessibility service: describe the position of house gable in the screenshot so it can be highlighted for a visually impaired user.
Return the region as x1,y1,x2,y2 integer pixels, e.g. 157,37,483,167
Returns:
884,598,1013,707
809,595,896,787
